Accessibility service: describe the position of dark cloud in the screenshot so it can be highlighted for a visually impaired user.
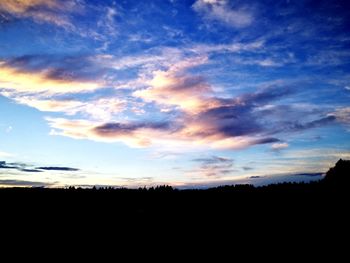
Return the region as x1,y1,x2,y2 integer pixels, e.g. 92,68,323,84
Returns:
192,85,335,146
254,137,280,145
0,161,79,173
186,86,295,145
292,173,324,177
200,105,262,137
93,121,172,136
288,116,336,131
243,167,254,171
242,86,295,106
0,179,53,187
36,167,79,172
0,161,17,169
20,169,43,173
250,176,261,179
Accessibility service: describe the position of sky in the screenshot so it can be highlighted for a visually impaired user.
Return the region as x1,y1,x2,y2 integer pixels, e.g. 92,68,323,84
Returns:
0,0,349,188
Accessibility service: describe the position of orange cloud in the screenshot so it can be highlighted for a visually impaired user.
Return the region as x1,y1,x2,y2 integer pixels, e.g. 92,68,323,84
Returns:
0,0,58,14
0,63,100,94
134,56,222,114
47,118,166,148
46,116,277,150
0,0,79,29
41,57,282,150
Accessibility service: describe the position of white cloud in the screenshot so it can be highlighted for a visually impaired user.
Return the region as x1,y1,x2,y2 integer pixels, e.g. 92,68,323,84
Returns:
192,0,253,28
11,95,126,121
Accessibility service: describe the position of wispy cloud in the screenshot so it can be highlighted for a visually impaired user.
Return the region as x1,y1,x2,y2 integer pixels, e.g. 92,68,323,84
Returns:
0,0,81,30
191,155,235,177
331,107,350,126
192,0,253,28
271,142,289,151
0,179,53,187
36,166,79,171
11,96,126,121
0,161,79,174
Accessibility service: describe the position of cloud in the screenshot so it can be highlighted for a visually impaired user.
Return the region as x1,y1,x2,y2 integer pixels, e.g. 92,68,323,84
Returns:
0,55,119,120
101,6,118,36
36,167,79,171
193,156,233,164
0,0,59,15
45,58,335,151
188,40,263,54
11,95,126,121
4,51,336,152
288,116,336,131
0,179,53,187
47,116,282,150
0,0,80,30
0,59,100,95
191,155,235,177
47,117,178,148
0,161,79,174
271,142,289,151
192,0,253,28
20,169,43,173
133,56,213,114
0,161,18,169
292,173,324,177
331,107,350,126
92,121,174,147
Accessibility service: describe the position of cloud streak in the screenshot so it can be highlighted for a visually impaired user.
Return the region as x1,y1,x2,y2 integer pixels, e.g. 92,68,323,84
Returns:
192,0,253,28
0,0,80,30
0,161,79,174
0,179,53,187
191,155,235,177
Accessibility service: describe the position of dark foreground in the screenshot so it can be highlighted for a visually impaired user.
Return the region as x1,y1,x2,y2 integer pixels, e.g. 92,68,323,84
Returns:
1,159,349,222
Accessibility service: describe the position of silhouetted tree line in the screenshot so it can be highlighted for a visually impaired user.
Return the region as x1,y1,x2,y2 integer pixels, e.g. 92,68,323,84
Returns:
1,159,349,194
0,159,348,222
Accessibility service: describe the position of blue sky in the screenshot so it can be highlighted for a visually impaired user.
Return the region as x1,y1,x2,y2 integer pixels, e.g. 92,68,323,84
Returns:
0,0,349,188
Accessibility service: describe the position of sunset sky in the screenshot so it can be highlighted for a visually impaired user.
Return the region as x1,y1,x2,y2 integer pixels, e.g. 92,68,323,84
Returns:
0,0,349,188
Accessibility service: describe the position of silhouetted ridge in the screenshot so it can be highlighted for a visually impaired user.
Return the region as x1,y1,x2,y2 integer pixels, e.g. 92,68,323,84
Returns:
324,159,350,186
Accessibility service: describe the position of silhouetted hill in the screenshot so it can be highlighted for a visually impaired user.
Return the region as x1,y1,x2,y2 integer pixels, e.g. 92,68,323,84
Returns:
324,159,350,186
